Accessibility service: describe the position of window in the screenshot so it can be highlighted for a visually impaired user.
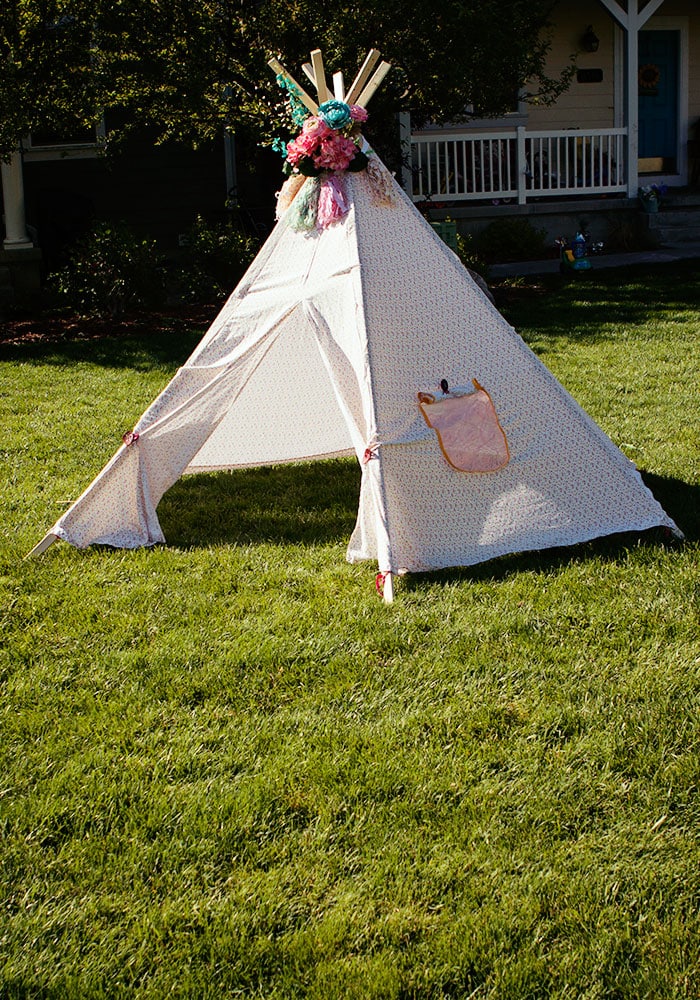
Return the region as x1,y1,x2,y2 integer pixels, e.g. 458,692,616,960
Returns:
24,119,106,161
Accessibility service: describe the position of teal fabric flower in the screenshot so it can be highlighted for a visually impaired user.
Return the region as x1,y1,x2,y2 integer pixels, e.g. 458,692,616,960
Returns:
318,100,352,130
276,73,309,128
271,137,288,159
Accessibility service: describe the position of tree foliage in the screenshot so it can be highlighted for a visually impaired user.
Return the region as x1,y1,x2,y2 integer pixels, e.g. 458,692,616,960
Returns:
1,1,100,157
1,0,570,158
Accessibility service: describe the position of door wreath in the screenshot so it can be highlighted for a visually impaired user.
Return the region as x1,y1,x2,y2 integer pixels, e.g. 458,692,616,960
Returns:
638,63,660,94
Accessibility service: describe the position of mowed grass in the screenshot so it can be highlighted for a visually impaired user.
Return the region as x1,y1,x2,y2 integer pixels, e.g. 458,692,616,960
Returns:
1,262,699,999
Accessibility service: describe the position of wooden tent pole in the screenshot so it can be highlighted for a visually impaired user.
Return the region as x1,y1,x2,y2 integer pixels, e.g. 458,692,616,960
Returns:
356,61,392,107
310,49,331,103
272,49,390,115
333,71,345,101
301,62,316,88
25,532,58,558
267,56,319,114
345,49,381,105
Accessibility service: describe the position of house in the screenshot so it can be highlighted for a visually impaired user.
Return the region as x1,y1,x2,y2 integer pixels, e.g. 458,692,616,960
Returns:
402,0,700,250
0,123,278,307
2,0,699,302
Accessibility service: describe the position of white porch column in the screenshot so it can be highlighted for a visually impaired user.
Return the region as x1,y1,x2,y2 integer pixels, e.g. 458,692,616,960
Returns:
1,149,33,249
597,0,665,199
397,111,413,195
516,126,527,204
625,17,640,199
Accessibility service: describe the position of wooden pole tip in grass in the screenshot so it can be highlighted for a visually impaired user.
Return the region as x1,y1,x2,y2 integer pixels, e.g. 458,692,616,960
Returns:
25,532,58,558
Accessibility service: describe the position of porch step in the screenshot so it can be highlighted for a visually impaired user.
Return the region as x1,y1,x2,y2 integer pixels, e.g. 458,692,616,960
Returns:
662,190,700,208
645,206,700,245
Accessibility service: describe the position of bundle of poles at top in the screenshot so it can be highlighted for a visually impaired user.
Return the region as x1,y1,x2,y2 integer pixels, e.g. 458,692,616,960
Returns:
267,48,392,113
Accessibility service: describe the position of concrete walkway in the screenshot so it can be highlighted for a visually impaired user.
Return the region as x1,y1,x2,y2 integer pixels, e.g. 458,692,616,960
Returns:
490,242,700,278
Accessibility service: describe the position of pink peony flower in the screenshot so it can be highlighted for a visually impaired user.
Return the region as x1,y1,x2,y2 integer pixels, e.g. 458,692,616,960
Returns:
349,105,368,123
286,137,306,165
287,118,334,165
313,134,358,171
302,116,332,138
302,116,319,131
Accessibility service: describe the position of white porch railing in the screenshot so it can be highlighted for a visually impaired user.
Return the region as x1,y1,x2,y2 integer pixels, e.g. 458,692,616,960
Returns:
409,126,628,204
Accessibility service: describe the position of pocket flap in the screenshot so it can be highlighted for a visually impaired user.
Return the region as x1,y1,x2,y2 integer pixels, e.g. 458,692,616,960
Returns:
418,380,509,473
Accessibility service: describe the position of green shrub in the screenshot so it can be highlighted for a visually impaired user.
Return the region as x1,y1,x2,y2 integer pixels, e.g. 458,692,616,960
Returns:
50,221,166,317
454,231,489,278
173,216,260,304
476,217,548,263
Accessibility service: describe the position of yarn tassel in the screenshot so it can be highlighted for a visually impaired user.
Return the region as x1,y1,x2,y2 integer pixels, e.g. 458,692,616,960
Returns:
366,155,399,207
317,174,350,228
275,173,307,220
287,176,320,231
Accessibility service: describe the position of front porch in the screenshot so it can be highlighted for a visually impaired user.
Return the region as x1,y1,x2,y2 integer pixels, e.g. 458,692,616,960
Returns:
401,123,693,252
405,125,629,206
402,0,699,243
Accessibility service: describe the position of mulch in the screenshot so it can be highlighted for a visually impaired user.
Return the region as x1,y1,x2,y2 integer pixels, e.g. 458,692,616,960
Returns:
0,304,219,347
1,281,547,347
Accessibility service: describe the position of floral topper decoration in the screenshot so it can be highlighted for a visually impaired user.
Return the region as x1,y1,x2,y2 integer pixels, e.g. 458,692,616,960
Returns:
268,49,392,231
285,102,369,177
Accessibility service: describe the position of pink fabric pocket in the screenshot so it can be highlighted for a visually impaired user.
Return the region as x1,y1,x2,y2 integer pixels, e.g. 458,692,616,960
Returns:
418,380,509,473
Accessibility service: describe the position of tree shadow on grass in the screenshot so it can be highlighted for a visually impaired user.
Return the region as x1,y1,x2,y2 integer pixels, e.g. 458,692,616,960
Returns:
156,462,696,591
157,459,361,549
496,260,700,346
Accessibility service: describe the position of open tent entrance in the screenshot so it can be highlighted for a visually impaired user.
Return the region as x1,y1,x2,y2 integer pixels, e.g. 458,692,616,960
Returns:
185,304,356,474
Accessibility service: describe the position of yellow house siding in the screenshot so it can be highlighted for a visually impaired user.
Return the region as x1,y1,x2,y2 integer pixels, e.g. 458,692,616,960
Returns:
525,0,699,131
527,2,615,130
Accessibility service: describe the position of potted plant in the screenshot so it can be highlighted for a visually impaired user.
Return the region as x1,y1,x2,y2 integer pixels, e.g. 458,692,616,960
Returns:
638,183,667,213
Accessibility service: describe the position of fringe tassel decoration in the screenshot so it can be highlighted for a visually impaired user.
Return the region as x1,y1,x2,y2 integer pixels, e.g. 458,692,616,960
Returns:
287,176,320,231
317,174,349,228
366,156,399,207
275,173,307,220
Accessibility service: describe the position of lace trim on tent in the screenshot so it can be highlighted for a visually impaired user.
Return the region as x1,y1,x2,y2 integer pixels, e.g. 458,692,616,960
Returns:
418,379,509,473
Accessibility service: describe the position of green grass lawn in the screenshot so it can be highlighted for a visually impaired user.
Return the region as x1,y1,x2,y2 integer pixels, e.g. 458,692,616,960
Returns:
1,262,699,999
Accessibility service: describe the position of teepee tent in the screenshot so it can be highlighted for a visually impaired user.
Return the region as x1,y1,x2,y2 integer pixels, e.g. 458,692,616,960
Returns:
30,49,680,600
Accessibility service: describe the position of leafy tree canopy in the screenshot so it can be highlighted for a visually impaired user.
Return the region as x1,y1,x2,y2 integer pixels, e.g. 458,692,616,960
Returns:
1,0,570,158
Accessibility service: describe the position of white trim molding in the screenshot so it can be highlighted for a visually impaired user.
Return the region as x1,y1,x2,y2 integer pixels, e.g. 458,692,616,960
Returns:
23,119,106,163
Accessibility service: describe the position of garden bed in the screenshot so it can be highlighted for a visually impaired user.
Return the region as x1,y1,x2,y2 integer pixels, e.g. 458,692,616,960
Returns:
0,303,218,348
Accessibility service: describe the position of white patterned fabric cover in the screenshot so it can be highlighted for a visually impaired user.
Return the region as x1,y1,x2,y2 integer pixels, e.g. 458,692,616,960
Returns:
46,155,678,574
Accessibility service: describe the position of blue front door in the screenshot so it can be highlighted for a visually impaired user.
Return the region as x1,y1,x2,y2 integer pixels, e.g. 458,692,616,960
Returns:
638,30,679,172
